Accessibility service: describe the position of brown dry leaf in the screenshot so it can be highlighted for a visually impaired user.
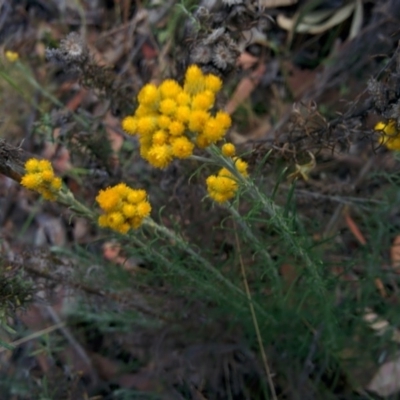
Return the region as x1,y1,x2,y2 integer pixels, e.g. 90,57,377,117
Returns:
104,112,124,153
284,61,320,99
102,242,141,273
390,235,400,272
237,52,259,70
66,88,88,111
344,211,366,245
225,63,266,115
280,263,298,285
115,371,163,392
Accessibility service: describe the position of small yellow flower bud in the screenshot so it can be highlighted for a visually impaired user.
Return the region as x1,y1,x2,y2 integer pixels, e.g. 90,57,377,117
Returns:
122,116,137,135
221,143,236,157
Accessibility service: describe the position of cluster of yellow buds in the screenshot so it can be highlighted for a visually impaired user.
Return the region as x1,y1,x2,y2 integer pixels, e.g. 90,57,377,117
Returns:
206,156,248,203
375,119,400,151
5,50,19,63
121,65,232,168
20,158,62,200
96,183,151,233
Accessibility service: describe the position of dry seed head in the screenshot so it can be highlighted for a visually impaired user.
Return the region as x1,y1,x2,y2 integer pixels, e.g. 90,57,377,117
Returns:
190,44,213,65
60,32,86,61
212,43,236,70
194,6,210,22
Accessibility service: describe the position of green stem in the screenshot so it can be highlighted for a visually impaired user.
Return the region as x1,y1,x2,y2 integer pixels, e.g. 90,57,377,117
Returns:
206,146,326,297
142,218,275,322
57,189,97,220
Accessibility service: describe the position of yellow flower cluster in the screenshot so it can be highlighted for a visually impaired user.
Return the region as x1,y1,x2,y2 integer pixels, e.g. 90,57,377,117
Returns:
5,50,19,62
122,65,232,168
206,158,248,203
375,120,400,150
96,183,151,233
20,158,62,200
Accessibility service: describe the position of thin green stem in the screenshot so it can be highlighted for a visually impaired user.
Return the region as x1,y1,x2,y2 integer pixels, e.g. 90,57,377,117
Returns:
57,188,97,220
142,218,275,323
206,146,327,298
226,204,277,276
234,226,278,400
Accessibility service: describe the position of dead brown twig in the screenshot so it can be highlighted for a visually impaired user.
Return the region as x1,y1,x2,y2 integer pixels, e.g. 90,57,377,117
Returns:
0,139,30,183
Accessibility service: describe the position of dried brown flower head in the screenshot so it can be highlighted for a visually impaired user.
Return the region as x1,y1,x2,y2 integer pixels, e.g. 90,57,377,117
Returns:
212,43,236,70
190,43,213,64
46,32,88,67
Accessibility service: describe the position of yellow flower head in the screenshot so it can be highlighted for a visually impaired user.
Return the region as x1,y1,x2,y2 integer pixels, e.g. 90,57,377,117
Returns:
159,99,177,116
21,173,42,190
122,116,137,135
205,74,222,93
50,177,63,191
152,130,168,145
215,111,232,130
96,187,120,212
192,91,215,110
171,137,194,159
234,157,248,177
136,201,152,218
188,110,210,132
21,158,61,201
147,144,173,168
221,143,236,157
137,84,159,107
127,189,147,204
41,169,54,182
175,106,191,123
184,65,205,95
176,91,191,106
38,159,52,171
122,203,137,218
196,134,211,149
168,121,185,136
137,116,158,136
375,119,400,150
107,211,125,230
202,117,227,143
25,158,40,173
135,105,153,117
159,79,182,99
157,115,171,129
115,183,131,198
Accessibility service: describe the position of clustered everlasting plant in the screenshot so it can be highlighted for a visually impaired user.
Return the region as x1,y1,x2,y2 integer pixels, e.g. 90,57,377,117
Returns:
96,184,151,234
20,158,62,201
122,64,249,204
121,65,231,167
206,157,248,203
18,65,253,230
